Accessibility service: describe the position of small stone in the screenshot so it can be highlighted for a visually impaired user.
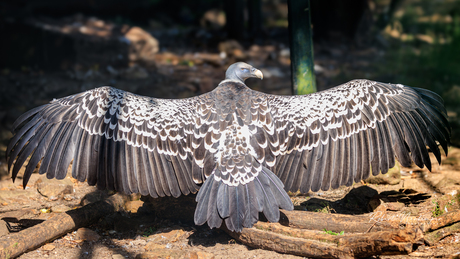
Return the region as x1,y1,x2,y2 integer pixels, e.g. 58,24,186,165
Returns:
147,228,186,244
385,202,405,211
112,254,126,259
63,194,75,201
42,244,55,251
435,177,460,194
75,228,101,242
51,204,72,213
125,200,144,213
36,177,73,198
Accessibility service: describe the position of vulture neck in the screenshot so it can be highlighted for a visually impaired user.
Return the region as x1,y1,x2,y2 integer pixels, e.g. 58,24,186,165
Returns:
218,79,249,90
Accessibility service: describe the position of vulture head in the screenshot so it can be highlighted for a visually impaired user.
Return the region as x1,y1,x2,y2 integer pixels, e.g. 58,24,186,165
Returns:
225,62,263,83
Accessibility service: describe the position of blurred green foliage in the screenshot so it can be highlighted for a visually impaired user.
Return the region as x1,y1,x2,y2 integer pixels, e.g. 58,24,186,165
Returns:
376,0,460,107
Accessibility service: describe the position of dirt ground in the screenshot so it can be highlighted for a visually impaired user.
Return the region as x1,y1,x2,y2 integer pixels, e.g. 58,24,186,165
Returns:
1,17,460,259
1,149,460,259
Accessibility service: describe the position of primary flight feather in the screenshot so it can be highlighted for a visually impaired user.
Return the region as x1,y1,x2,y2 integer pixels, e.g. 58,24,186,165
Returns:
7,62,451,232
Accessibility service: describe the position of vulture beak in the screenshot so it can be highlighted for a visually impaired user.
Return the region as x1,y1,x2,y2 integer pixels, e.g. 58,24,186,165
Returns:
253,69,263,80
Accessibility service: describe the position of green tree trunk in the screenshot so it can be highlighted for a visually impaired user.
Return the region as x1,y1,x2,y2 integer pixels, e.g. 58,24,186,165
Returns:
288,0,316,95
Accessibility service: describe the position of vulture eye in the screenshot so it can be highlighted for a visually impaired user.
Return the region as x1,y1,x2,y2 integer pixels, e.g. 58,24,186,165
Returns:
241,68,249,73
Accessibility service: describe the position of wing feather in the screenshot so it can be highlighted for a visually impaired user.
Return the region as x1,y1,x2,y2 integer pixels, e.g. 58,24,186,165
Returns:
146,148,165,197
21,124,54,185
376,122,389,175
55,123,78,180
298,148,317,193
260,79,450,193
104,135,116,191
310,142,328,192
116,141,131,192
86,134,100,187
282,151,302,191
72,126,88,182
346,134,357,186
8,118,44,170
322,136,337,190
38,123,68,178
11,105,47,131
8,86,208,200
124,142,139,193
353,131,364,183
7,115,41,162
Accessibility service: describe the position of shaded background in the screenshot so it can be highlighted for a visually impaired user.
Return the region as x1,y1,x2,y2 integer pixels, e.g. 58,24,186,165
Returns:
1,0,460,178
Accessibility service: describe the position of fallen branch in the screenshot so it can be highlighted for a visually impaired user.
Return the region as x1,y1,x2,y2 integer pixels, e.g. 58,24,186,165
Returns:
222,209,460,258
425,210,460,232
223,223,424,258
0,193,127,259
279,210,399,233
425,222,460,246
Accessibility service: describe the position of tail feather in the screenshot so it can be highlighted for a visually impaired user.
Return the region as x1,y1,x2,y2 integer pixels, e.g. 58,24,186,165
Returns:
264,167,294,210
194,174,213,226
194,166,293,232
242,183,260,228
206,179,223,229
217,183,230,218
254,169,283,223
226,186,241,231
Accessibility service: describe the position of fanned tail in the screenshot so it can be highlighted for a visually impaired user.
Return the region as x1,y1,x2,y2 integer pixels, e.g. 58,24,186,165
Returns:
194,166,293,232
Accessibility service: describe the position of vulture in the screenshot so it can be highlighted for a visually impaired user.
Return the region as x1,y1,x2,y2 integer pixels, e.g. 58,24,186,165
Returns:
7,62,451,232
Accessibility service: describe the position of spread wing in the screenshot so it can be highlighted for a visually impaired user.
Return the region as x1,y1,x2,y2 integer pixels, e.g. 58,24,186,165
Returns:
7,86,219,198
7,79,451,233
250,79,450,193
